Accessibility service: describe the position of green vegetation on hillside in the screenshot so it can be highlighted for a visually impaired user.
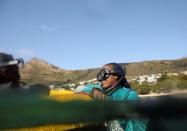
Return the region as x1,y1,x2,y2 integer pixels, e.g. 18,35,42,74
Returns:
131,74,187,95
21,57,187,84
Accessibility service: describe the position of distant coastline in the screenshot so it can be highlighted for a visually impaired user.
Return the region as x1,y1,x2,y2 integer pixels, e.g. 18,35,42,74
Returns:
139,89,187,98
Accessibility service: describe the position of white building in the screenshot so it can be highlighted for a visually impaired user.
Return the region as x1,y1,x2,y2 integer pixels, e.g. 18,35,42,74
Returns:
135,74,162,85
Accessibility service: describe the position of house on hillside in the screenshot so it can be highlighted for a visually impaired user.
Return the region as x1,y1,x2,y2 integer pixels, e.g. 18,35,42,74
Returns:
134,74,162,85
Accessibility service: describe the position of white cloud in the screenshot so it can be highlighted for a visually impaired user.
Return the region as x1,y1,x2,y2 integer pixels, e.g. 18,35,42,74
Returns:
17,49,35,56
19,23,35,30
19,23,60,32
0,48,13,55
41,24,60,32
0,48,36,60
41,25,48,30
16,49,36,59
0,48,4,52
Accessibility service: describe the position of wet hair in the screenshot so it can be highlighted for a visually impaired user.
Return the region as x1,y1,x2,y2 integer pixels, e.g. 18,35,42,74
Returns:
0,52,20,88
104,63,131,88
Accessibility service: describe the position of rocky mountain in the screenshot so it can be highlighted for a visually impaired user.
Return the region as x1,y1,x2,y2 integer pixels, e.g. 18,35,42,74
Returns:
20,58,71,84
20,57,187,84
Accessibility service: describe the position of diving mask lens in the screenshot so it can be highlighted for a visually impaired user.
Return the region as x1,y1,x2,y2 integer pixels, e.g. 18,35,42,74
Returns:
97,70,110,82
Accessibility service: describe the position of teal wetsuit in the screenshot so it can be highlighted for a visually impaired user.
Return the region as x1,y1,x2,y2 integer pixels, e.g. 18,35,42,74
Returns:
78,84,148,131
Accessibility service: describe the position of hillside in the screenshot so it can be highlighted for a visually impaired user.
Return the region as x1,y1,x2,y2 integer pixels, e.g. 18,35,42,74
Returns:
20,57,187,84
20,58,71,84
123,58,187,78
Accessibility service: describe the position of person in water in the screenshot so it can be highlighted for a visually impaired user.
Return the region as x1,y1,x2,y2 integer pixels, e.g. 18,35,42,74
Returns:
0,52,50,95
0,52,23,89
76,63,148,131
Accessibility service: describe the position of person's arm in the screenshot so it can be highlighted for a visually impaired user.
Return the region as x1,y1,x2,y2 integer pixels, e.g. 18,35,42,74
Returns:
75,84,106,100
91,88,107,101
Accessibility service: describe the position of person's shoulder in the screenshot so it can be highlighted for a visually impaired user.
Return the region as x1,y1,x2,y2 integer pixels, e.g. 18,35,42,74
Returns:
127,89,139,100
110,87,131,100
120,87,139,100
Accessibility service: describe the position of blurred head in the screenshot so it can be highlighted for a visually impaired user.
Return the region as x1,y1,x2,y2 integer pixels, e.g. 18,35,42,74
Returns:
0,52,22,88
97,63,126,89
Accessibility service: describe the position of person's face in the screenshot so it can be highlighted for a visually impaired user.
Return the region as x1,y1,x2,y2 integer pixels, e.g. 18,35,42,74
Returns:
97,65,118,89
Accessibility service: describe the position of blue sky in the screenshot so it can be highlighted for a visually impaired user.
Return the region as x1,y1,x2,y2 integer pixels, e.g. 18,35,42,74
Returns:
0,0,187,70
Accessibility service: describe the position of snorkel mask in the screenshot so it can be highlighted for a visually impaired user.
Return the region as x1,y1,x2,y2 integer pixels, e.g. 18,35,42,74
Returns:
0,58,24,68
97,69,117,82
96,63,126,94
97,63,125,82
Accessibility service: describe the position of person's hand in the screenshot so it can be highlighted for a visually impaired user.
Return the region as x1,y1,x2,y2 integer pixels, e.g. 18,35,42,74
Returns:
91,89,107,101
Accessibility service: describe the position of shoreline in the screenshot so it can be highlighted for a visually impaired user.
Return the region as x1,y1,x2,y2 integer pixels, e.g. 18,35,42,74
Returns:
139,90,187,97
